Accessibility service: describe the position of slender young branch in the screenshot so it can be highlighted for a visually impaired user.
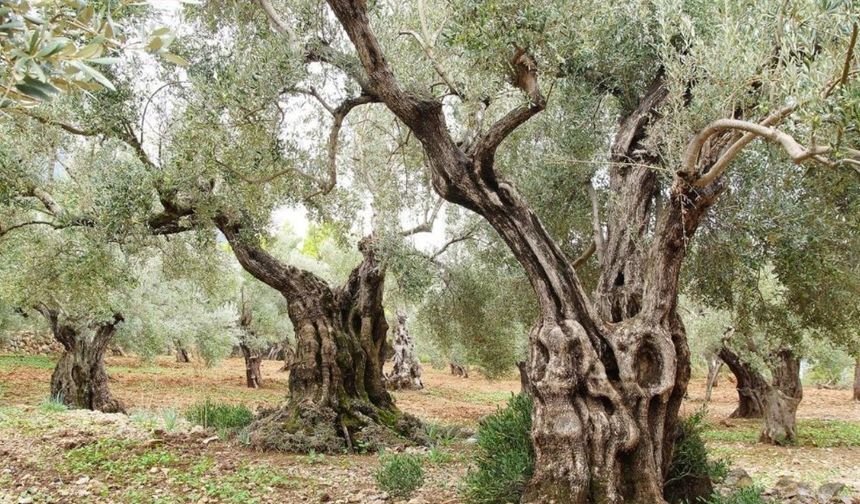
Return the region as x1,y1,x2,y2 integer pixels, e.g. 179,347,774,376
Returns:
401,197,444,236
399,0,460,97
572,240,596,270
430,228,474,259
13,109,98,136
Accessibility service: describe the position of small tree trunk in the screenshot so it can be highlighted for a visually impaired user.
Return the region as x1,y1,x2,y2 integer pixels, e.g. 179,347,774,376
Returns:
853,357,860,401
384,312,423,390
449,362,468,378
718,347,764,419
758,350,802,445
240,342,263,389
38,307,125,413
175,343,191,363
517,360,532,395
704,353,723,404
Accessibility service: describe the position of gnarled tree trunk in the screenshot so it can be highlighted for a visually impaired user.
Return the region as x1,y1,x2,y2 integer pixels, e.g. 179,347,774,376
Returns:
384,312,423,390
718,347,764,419
37,307,125,413
719,346,802,444
218,218,424,452
239,342,263,388
238,289,264,389
758,350,802,445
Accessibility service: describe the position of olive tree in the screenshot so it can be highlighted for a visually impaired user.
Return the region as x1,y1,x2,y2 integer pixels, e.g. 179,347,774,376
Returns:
256,0,860,500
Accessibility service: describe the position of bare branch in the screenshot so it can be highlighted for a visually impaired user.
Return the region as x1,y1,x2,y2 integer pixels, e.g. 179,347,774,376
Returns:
572,240,596,270
700,105,797,186
13,109,98,136
305,94,377,200
473,49,545,164
27,186,64,216
430,228,474,259
685,119,833,187
841,23,858,87
399,0,460,97
0,220,65,238
401,198,444,236
254,0,297,42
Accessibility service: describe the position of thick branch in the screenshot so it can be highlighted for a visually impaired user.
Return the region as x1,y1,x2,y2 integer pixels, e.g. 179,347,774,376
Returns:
685,119,832,186
306,94,377,200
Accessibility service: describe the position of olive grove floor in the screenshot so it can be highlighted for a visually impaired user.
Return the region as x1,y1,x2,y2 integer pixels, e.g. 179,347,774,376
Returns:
1,355,859,503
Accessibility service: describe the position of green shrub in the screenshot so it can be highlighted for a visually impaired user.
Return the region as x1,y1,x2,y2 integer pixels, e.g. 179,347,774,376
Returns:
462,393,533,504
184,400,253,432
706,486,766,504
374,452,425,499
667,409,729,486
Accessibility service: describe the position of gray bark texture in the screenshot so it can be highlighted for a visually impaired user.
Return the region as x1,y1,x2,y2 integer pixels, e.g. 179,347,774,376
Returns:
384,312,423,390
718,347,764,419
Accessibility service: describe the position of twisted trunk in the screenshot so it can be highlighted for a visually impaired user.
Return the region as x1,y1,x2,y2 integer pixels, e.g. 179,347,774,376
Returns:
217,217,423,452
719,347,802,444
384,312,423,390
718,347,764,419
37,307,125,413
759,350,802,445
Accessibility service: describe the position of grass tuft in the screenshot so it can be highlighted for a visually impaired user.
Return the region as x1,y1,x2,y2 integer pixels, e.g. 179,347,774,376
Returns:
374,452,425,499
184,399,253,432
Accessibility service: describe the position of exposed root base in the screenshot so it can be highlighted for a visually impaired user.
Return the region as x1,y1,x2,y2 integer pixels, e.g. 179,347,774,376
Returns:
249,400,427,453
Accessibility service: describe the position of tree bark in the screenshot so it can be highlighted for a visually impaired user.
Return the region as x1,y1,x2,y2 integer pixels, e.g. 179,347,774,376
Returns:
175,343,191,363
239,342,263,388
217,217,424,452
854,357,860,401
758,350,802,445
384,312,423,390
718,347,764,419
449,362,468,378
37,307,125,413
704,353,723,404
238,288,264,389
